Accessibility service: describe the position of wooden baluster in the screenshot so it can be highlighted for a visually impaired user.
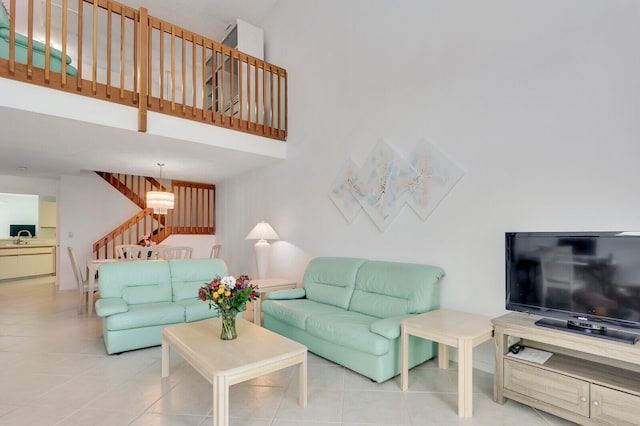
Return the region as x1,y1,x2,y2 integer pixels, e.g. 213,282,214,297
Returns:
182,32,186,113
262,63,267,134
120,9,125,99
27,0,33,79
221,49,226,125
171,26,176,112
147,16,153,107
8,0,15,74
192,35,196,116
45,0,51,83
61,0,68,86
159,21,164,109
196,186,200,232
247,59,252,129
284,70,288,138
138,7,148,132
254,59,258,129
133,10,138,103
76,0,83,90
277,70,281,133
270,66,274,135
92,0,98,94
211,47,216,123
238,54,243,126
182,186,186,233
201,41,206,119
230,51,235,126
106,2,112,97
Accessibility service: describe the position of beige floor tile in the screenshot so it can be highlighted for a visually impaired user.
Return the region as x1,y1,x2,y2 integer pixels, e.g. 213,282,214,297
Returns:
0,278,580,426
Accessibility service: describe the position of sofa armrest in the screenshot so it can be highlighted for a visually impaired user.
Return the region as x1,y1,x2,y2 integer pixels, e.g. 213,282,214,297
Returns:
95,298,129,317
264,288,306,300
370,314,414,339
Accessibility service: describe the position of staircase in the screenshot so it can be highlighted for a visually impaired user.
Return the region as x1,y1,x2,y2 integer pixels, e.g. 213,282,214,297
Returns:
93,172,215,259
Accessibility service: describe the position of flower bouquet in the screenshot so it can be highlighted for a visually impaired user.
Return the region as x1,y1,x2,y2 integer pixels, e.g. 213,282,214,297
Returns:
198,275,259,340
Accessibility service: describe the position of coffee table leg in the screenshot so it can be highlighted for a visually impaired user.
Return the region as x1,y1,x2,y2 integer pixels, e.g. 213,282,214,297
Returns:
253,295,261,325
438,343,449,369
458,338,473,417
161,337,170,378
299,353,307,407
213,375,229,426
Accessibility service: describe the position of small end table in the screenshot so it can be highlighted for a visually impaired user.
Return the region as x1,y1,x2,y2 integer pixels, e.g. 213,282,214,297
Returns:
401,309,494,417
251,278,296,325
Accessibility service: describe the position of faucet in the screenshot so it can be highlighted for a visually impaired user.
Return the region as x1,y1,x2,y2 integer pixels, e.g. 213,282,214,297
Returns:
16,229,32,244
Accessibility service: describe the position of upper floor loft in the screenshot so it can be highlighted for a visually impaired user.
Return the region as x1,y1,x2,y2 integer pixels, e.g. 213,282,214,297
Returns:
0,0,287,183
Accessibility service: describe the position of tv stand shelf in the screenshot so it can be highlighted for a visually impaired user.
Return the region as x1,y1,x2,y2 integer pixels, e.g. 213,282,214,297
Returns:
493,312,640,425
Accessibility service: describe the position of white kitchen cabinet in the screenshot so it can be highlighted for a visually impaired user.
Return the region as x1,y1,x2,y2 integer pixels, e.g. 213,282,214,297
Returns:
0,245,55,280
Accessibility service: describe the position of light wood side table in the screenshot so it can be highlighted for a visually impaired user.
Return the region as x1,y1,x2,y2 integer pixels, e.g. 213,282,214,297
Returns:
401,309,494,417
251,278,296,325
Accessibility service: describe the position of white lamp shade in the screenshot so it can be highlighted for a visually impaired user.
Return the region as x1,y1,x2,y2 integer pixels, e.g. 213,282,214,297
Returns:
246,221,280,241
146,190,175,215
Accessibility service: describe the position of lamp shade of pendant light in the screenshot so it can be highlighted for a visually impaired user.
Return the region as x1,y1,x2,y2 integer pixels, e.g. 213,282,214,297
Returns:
146,163,174,214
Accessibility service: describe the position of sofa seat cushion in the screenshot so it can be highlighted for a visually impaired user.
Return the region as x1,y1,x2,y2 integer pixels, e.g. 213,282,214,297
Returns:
306,311,391,356
104,302,184,331
262,299,346,330
176,298,220,322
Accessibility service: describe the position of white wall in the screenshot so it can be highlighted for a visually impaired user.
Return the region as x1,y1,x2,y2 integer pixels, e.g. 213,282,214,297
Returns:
0,174,59,197
161,234,217,260
58,171,141,290
216,0,640,372
57,171,219,290
0,193,39,238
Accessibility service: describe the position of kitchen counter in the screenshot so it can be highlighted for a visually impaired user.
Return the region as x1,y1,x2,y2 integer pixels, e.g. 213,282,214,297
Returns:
0,241,57,280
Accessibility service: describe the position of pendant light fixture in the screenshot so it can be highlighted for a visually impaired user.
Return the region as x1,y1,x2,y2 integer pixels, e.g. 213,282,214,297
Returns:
146,163,174,214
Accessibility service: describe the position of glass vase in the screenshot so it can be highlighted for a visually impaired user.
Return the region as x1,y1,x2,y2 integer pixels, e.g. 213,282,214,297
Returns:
220,311,237,340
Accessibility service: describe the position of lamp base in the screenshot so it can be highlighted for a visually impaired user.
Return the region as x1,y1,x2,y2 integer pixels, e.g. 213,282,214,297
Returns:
254,239,270,279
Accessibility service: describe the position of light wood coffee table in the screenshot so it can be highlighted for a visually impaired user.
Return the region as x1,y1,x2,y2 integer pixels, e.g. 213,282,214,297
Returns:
162,318,307,426
401,309,493,417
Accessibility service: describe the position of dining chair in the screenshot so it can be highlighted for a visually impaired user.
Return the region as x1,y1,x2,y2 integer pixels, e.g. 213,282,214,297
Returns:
139,247,160,260
67,247,90,314
116,244,141,259
210,244,222,258
161,246,193,260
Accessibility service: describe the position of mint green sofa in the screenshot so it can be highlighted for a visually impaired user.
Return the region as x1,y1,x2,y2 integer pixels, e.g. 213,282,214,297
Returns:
262,257,445,383
0,5,78,76
95,259,228,354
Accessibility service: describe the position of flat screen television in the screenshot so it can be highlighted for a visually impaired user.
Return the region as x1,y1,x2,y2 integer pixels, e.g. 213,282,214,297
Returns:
9,224,36,237
505,231,640,344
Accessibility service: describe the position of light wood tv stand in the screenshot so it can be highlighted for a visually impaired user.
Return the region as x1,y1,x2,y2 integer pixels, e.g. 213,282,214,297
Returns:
493,312,640,425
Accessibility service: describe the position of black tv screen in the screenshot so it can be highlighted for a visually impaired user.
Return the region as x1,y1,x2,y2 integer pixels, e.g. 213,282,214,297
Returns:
506,232,640,335
9,224,36,237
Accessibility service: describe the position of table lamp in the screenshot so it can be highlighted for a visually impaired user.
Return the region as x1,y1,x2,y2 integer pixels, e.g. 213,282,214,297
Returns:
246,221,279,279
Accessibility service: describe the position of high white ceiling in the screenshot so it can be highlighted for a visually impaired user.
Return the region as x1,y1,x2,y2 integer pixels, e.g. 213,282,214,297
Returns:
0,0,281,184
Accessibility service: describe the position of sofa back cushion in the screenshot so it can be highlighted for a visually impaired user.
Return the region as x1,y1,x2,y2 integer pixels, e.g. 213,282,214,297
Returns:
303,257,366,309
349,260,444,318
98,260,172,305
169,258,228,301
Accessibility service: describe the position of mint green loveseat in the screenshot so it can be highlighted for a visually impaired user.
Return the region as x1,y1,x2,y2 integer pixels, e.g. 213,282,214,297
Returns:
262,257,445,383
0,4,78,76
95,258,227,354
